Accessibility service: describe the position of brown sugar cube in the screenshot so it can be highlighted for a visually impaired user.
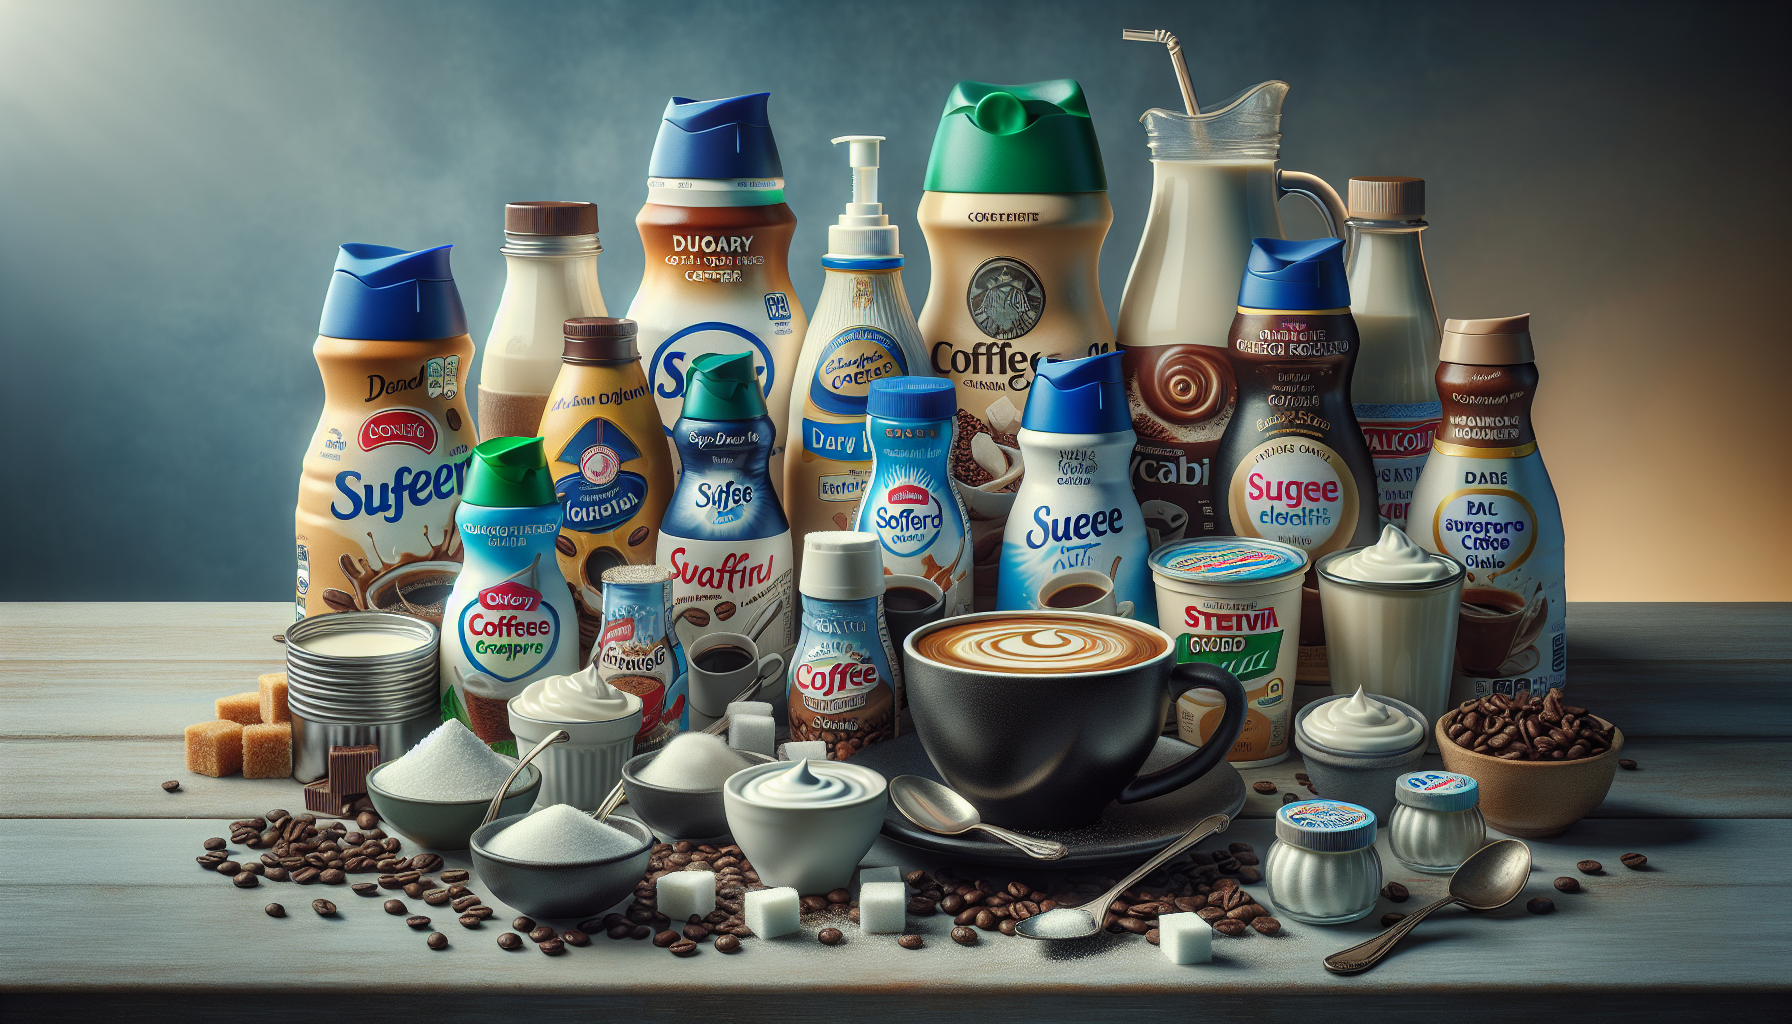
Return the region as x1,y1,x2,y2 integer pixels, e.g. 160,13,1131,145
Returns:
304,779,337,814
259,673,290,724
215,692,262,726
184,720,244,777
243,723,293,779
329,744,380,801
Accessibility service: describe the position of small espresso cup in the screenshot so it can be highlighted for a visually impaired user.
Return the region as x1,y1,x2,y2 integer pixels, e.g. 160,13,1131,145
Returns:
904,611,1247,830
882,574,946,653
1034,569,1134,619
687,632,785,718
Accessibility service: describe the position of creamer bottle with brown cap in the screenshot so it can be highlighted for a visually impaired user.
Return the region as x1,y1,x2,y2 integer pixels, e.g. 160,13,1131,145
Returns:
916,79,1113,609
627,92,806,499
1346,177,1442,532
1408,315,1565,705
296,243,478,624
538,317,674,658
476,202,607,440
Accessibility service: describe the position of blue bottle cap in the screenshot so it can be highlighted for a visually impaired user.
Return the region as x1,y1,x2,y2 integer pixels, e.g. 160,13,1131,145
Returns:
647,92,783,180
1395,771,1480,812
867,377,956,421
1237,237,1351,311
1020,351,1129,434
1275,799,1378,852
317,244,468,341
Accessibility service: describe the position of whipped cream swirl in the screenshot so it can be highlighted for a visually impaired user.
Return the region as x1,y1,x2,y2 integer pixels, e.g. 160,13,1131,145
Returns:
1302,687,1426,753
511,663,640,723
1330,525,1452,584
735,759,880,808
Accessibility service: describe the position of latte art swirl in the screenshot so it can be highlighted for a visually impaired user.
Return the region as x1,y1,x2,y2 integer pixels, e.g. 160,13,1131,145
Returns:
915,616,1166,674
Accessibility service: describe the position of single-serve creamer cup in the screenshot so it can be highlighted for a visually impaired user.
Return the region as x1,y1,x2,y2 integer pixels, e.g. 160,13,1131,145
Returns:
1149,537,1308,768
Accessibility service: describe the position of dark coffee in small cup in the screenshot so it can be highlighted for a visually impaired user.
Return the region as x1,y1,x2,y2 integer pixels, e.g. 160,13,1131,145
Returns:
694,645,752,674
1044,583,1109,609
884,586,937,613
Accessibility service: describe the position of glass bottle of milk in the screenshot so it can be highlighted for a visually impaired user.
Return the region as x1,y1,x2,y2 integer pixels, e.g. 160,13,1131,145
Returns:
1345,177,1442,532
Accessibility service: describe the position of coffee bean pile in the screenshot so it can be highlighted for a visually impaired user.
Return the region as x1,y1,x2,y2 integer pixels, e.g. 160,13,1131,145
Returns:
1446,688,1615,761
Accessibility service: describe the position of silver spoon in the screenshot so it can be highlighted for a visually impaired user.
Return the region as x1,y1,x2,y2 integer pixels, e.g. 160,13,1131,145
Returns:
1323,839,1532,975
478,729,569,827
1014,812,1230,940
890,776,1069,861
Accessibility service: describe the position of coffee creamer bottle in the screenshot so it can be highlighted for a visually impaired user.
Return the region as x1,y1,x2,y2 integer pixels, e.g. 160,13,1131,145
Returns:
297,244,478,625
785,135,930,560
438,437,580,755
628,93,806,498
595,564,688,754
1407,315,1566,704
916,80,1113,610
1346,178,1442,532
999,351,1156,624
476,202,607,440
856,377,973,616
786,532,902,762
1214,238,1380,685
538,317,674,658
657,352,797,664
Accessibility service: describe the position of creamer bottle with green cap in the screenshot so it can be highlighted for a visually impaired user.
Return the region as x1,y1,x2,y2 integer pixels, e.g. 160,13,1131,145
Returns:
785,135,931,563
658,352,797,663
438,436,580,754
917,79,1113,611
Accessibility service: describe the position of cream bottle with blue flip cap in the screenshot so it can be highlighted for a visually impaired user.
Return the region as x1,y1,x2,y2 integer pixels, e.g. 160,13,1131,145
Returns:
628,93,807,499
998,351,1155,623
855,377,972,616
785,135,931,562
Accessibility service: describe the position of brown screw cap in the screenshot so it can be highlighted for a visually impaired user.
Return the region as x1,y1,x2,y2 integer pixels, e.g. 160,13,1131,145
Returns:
1440,314,1534,366
1348,177,1425,220
506,201,598,236
563,317,639,363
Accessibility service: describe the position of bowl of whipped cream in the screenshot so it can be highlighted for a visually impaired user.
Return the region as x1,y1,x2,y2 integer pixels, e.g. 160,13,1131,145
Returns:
1293,688,1429,825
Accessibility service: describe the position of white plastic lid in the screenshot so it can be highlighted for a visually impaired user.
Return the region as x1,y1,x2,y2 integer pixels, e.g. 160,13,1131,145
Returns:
800,531,886,601
1394,771,1480,812
1275,800,1377,852
826,135,899,258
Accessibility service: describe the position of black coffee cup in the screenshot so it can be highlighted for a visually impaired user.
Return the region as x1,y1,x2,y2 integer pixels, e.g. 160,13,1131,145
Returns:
903,611,1247,830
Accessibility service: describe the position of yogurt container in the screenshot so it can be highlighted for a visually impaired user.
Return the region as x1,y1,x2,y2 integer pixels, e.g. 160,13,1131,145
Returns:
1293,688,1428,825
1149,537,1307,766
1265,799,1382,925
1388,770,1486,874
722,758,887,894
507,663,643,811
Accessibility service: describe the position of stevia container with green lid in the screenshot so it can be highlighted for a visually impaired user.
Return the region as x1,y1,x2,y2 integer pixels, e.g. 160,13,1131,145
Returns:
1149,537,1308,767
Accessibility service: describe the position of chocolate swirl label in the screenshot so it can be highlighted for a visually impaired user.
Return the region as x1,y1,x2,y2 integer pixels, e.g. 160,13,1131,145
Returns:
914,616,1166,674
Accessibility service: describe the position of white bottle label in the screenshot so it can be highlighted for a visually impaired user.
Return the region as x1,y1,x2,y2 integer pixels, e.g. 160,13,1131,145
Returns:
656,533,796,656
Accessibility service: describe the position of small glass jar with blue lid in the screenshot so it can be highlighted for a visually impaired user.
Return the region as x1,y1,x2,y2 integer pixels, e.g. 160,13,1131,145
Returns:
1265,799,1382,925
1388,771,1485,874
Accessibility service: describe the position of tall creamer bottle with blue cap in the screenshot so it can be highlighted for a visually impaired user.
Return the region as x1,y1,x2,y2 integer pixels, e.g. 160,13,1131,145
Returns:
296,244,479,625
998,351,1156,624
438,437,579,754
784,135,931,564
1214,237,1380,687
658,352,798,665
628,93,807,501
855,377,973,617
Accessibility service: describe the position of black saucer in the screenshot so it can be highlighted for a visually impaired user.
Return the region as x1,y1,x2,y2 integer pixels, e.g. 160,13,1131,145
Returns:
851,733,1246,868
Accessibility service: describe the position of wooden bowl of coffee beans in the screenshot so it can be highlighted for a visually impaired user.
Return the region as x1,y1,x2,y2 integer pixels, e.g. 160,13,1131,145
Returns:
1436,689,1624,839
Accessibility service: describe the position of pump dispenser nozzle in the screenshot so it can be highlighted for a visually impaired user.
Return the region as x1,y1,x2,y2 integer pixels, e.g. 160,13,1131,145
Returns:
827,135,899,260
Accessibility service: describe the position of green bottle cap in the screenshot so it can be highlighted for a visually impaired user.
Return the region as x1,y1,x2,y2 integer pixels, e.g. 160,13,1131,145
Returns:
923,79,1107,194
461,436,556,507
681,352,767,421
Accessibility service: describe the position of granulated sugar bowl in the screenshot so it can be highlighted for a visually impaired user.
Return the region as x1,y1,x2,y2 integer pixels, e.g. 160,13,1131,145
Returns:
1388,771,1486,874
1265,799,1382,925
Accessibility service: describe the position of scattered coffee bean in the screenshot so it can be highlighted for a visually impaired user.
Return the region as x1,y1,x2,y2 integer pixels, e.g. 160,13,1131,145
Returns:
905,870,931,887
162,780,181,792
670,939,699,956
203,837,227,851
1619,759,1637,770
998,918,1018,936
311,899,337,916
607,923,632,940
631,925,652,939
1381,881,1410,903
1620,852,1648,870
464,906,494,921
825,888,851,904
1577,859,1603,874
498,932,523,950
529,925,557,943
1282,793,1297,805
319,869,345,885
1553,876,1581,893
439,869,469,883
265,902,285,917
266,867,290,882
1236,866,1264,884
653,930,679,948
1251,781,1277,794
349,882,375,895
512,916,536,932
1527,897,1554,914
407,916,431,929
1381,912,1407,927
233,872,259,888
951,926,978,946
423,889,450,906
705,932,738,953
897,934,924,950
427,932,448,950
817,927,843,946
451,895,482,912
537,938,565,956
1250,916,1281,936
293,867,321,885
457,914,482,929
1212,919,1247,936
357,810,380,829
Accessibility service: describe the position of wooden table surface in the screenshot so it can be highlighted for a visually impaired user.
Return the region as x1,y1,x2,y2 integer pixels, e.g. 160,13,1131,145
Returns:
3,602,1788,1023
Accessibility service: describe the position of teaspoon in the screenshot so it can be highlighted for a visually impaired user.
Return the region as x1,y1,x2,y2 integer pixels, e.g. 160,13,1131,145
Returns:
1323,838,1531,975
890,776,1068,860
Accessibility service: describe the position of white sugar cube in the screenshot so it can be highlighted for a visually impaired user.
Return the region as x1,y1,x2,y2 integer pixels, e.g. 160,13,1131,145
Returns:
729,714,776,757
744,886,801,939
859,866,903,887
728,701,773,718
781,740,827,761
656,869,716,923
858,881,907,934
1157,912,1212,965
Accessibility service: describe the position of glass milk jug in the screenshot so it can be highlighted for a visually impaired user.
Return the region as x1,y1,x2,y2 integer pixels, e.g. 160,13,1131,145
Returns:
1117,81,1347,545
